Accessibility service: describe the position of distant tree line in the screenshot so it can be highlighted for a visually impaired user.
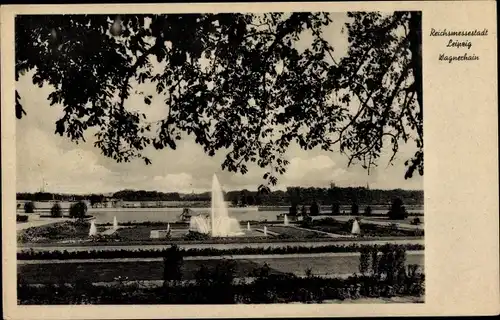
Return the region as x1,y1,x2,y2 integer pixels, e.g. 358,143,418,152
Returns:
112,190,181,201
225,187,423,207
17,186,423,206
17,192,87,202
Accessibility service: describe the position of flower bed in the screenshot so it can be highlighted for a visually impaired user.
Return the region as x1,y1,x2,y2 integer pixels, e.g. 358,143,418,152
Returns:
17,220,105,243
303,218,424,237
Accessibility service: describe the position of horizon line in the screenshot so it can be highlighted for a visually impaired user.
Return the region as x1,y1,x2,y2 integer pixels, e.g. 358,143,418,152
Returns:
16,186,424,196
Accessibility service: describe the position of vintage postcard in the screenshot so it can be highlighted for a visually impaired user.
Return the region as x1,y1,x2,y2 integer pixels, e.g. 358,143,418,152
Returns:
1,1,498,319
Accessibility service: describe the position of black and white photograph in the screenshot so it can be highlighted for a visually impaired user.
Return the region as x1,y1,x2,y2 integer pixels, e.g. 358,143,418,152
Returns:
13,9,426,305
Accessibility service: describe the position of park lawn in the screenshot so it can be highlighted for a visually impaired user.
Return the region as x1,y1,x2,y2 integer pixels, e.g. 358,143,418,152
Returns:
267,226,328,239
367,217,424,224
116,224,173,241
18,259,283,284
19,254,425,285
250,254,425,277
250,255,361,276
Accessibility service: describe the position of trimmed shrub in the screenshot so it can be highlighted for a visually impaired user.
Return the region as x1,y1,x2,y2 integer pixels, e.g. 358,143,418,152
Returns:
364,206,372,216
388,198,408,220
331,202,340,215
69,201,87,219
183,231,210,241
163,245,184,286
351,203,359,216
24,201,35,213
17,214,29,222
310,202,320,216
411,217,422,225
50,203,62,217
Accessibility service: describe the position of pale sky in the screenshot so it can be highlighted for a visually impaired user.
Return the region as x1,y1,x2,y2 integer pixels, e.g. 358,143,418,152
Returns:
15,13,423,194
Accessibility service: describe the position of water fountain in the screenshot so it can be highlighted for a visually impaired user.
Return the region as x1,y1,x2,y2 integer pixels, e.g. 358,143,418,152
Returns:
113,216,118,230
189,174,244,237
189,215,211,234
284,214,289,226
247,222,251,231
89,220,97,237
167,223,171,232
351,219,361,235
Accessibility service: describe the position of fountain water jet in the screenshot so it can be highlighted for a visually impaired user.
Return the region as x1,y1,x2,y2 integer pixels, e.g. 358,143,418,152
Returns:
89,220,97,237
263,226,268,236
284,214,289,226
247,222,251,231
113,216,118,230
351,219,361,235
189,174,244,237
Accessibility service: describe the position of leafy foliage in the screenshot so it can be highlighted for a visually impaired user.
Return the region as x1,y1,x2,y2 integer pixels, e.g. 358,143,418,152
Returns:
388,197,408,220
183,230,210,241
18,246,424,304
331,202,341,215
17,244,425,260
359,246,371,275
163,245,184,285
15,12,423,185
50,202,62,217
310,201,320,216
351,202,359,215
331,12,423,179
69,201,87,219
17,214,29,222
364,205,372,216
17,186,424,206
24,201,35,213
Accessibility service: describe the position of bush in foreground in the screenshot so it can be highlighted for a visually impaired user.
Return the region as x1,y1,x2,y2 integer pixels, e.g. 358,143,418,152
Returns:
18,262,424,304
17,245,424,304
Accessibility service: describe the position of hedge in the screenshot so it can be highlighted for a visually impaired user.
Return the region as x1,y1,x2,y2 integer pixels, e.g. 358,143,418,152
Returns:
17,243,424,260
17,214,29,222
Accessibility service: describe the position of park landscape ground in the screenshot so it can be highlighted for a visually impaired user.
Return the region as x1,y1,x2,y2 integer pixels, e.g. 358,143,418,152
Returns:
17,200,425,304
